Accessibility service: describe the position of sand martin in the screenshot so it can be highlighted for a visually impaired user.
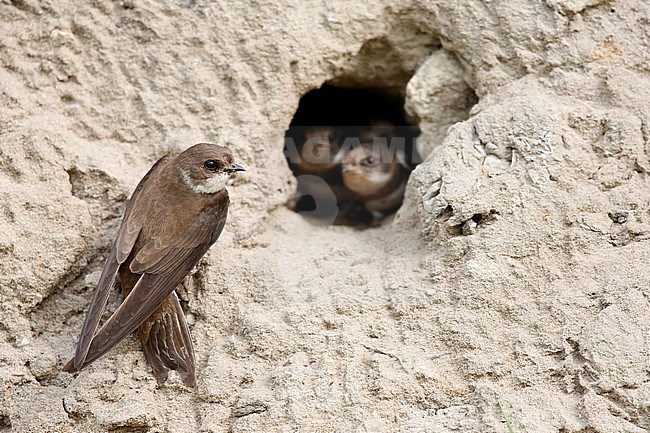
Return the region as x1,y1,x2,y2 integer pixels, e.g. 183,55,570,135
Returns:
64,143,245,387
292,126,344,176
287,126,347,216
341,136,409,223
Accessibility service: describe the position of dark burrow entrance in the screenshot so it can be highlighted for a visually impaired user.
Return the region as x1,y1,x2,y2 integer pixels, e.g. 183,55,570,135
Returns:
285,84,421,227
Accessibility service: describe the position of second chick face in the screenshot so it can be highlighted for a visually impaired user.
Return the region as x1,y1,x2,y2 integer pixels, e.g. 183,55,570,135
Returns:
296,126,342,174
341,143,398,198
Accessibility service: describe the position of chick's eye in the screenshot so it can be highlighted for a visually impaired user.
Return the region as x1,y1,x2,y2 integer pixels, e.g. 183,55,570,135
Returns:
204,160,218,170
362,156,377,166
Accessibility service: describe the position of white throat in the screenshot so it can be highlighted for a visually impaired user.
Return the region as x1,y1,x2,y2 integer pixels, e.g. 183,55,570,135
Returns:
181,169,230,194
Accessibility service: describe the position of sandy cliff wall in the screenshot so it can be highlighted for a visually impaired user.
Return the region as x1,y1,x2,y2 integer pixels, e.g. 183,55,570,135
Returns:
1,0,649,432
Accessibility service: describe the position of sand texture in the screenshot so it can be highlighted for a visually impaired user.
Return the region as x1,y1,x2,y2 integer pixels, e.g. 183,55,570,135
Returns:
1,0,649,432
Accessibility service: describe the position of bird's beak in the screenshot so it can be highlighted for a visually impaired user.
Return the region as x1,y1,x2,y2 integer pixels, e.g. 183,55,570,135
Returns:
228,164,246,172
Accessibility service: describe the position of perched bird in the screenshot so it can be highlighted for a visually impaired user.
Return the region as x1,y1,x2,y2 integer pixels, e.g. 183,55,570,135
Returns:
341,136,410,224
63,143,245,387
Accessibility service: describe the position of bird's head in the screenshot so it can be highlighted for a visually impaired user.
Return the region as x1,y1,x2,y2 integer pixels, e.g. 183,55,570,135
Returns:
296,126,342,173
177,143,245,194
341,142,398,197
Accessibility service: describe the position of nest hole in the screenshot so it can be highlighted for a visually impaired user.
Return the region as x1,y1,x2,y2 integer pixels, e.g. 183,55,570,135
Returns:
285,84,421,227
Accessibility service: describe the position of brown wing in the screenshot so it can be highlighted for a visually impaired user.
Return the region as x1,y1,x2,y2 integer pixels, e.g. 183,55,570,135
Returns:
63,244,121,373
71,192,229,372
115,155,173,263
64,155,171,373
138,292,196,387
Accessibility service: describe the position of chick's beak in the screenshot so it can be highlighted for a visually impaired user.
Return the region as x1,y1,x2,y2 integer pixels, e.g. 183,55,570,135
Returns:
228,163,246,172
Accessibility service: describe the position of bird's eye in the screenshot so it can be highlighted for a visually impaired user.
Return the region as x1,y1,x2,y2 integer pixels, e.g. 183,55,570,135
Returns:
204,160,218,171
362,156,377,166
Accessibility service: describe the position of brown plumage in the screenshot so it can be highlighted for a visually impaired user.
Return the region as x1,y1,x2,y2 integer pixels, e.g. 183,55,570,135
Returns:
293,126,343,176
341,137,410,222
63,143,245,387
